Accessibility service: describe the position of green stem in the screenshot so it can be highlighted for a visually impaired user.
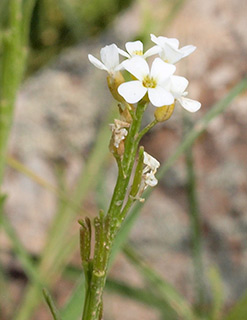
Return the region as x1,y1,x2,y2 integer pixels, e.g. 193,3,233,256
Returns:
136,119,158,143
107,102,147,219
81,102,147,320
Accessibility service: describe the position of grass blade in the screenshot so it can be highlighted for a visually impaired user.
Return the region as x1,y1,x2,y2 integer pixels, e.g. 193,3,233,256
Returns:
224,291,247,320
184,114,206,314
123,245,198,320
43,288,62,320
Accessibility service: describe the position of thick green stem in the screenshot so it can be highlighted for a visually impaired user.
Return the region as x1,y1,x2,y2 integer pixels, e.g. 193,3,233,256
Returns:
81,102,147,320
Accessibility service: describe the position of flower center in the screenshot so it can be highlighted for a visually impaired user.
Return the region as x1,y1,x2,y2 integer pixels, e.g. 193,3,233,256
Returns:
142,75,157,88
133,50,143,56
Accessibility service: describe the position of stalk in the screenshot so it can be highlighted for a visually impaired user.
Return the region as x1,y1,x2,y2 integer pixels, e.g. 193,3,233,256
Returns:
81,101,147,320
0,0,35,190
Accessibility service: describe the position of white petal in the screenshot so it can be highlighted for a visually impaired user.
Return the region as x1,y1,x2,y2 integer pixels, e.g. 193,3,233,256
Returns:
88,54,108,71
100,44,120,72
165,37,180,49
170,75,189,96
143,152,160,170
148,86,174,107
178,97,201,112
126,41,143,55
180,45,196,58
150,34,179,49
122,56,149,81
151,58,176,84
118,48,130,58
163,43,184,64
150,34,160,45
118,81,147,104
145,172,158,187
143,45,161,58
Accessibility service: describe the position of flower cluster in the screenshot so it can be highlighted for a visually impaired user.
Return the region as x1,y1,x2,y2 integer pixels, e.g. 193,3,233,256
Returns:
88,34,201,114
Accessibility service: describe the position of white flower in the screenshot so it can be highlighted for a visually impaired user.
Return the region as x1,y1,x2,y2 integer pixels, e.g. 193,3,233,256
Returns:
143,152,160,174
150,34,196,64
118,57,176,107
88,44,122,74
144,172,158,187
109,119,130,148
167,76,201,112
118,40,160,59
142,151,160,188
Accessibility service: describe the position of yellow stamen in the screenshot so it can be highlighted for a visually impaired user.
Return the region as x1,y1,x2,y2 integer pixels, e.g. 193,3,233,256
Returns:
133,50,143,56
142,75,157,88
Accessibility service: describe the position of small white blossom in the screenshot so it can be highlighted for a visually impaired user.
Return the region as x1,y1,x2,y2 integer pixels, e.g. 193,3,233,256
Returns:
118,40,160,59
88,44,122,74
143,152,160,174
167,76,201,112
142,151,160,188
109,119,130,148
144,172,158,187
150,34,196,64
118,56,176,107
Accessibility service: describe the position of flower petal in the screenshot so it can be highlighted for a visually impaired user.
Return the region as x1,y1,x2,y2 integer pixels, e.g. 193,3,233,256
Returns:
88,54,108,71
178,97,201,112
118,48,130,58
100,44,120,72
122,56,149,81
145,172,158,187
143,152,160,170
118,81,147,104
150,34,179,49
163,43,184,64
151,58,176,85
126,41,143,55
170,75,189,96
148,86,174,107
165,37,180,49
180,45,196,58
143,45,161,58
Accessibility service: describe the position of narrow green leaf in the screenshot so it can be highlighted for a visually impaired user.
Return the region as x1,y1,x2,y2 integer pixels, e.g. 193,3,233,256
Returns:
184,114,207,314
208,267,224,320
43,288,62,320
0,213,45,289
61,275,85,320
123,245,198,320
106,278,177,319
224,292,247,320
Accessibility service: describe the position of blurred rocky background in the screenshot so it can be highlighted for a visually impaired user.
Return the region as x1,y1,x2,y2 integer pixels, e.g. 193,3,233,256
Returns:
1,0,247,319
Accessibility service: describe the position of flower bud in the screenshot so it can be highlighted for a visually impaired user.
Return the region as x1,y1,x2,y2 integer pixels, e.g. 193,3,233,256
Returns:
154,103,175,122
107,72,125,102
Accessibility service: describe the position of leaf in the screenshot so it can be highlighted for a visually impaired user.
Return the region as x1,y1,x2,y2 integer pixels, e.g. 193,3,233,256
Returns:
43,288,62,320
224,291,247,320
